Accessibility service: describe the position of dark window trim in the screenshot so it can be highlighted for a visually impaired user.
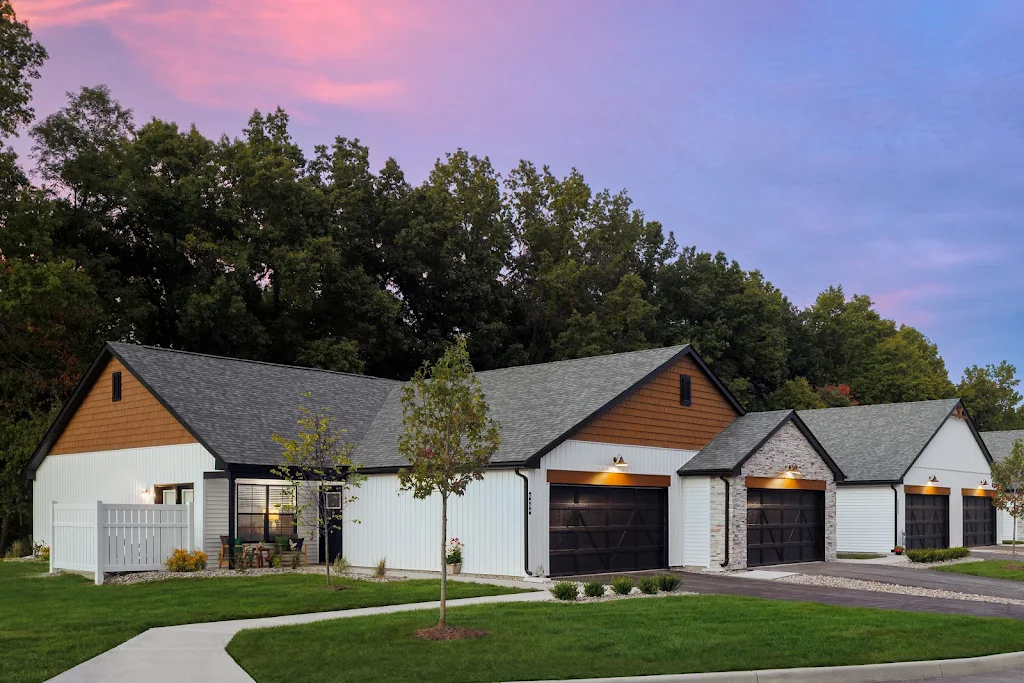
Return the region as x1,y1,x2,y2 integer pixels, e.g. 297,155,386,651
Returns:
111,371,122,402
679,374,692,406
236,483,297,543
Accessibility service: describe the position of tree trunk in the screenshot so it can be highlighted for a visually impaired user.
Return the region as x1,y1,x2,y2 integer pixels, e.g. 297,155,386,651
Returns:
1014,517,1018,568
440,493,448,629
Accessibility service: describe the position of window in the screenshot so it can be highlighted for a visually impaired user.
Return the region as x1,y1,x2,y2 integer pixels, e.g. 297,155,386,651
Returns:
112,371,122,402
679,374,692,406
155,483,194,505
237,484,297,542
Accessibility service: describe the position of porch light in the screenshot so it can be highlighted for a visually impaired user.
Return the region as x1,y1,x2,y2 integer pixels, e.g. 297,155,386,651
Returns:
783,464,802,478
613,455,628,468
927,475,939,484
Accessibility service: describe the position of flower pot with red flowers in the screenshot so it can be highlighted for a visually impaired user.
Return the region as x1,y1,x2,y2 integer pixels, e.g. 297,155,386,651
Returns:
893,546,904,555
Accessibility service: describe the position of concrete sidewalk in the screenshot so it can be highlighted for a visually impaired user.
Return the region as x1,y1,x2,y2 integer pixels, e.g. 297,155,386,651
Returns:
47,589,551,683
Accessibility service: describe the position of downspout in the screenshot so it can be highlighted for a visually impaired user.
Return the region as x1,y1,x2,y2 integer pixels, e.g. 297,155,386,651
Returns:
515,468,533,576
890,483,899,549
720,474,730,567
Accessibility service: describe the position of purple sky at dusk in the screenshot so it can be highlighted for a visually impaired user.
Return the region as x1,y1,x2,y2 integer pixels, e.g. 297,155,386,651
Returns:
16,0,1024,381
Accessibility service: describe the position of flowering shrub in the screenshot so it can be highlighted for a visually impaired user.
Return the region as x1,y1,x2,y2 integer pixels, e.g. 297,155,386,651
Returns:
446,538,464,565
166,548,208,572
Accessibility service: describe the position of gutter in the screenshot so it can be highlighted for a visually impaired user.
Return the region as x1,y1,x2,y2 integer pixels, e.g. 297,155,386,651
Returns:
514,469,533,576
719,474,730,567
890,483,899,549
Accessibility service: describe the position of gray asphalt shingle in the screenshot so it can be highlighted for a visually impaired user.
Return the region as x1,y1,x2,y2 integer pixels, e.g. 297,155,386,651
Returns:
110,343,399,467
981,430,1024,462
678,410,794,474
797,399,960,482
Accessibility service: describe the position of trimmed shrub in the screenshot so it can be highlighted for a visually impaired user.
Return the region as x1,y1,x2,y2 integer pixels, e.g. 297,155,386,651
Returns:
166,549,208,572
905,547,970,563
583,580,606,598
637,577,659,594
656,574,681,591
373,557,387,578
550,581,579,601
610,576,634,595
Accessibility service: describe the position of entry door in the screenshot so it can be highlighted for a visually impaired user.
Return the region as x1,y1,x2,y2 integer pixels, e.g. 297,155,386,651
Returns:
963,496,996,547
905,494,949,549
746,488,825,567
319,487,344,564
549,485,667,576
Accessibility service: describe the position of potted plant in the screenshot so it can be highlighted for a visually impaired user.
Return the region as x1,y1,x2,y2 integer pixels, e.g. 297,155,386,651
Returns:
893,546,904,555
446,538,464,575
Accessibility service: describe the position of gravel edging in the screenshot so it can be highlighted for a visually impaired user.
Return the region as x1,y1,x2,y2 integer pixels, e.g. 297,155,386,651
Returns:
778,573,1024,605
902,556,985,569
105,566,405,586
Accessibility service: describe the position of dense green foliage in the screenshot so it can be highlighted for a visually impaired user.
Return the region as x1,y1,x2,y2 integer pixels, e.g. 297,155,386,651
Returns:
0,560,521,683
227,595,1024,683
904,547,971,563
2,2,1023,552
549,581,579,601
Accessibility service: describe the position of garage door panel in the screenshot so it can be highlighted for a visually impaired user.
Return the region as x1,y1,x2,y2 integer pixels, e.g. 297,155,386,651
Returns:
963,496,995,547
747,487,825,568
905,494,949,550
549,484,667,576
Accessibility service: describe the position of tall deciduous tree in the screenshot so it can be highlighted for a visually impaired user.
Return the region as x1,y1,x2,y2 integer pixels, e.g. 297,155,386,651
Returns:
272,395,365,587
397,337,500,629
958,362,1024,432
991,439,1024,567
0,0,47,139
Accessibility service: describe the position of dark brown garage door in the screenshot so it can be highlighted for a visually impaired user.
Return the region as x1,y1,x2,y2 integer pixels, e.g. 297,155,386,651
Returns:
549,485,667,576
963,496,996,547
905,494,949,549
746,488,825,567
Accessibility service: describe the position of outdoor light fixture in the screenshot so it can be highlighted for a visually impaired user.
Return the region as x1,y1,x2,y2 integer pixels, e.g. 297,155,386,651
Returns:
927,475,939,484
613,455,628,468
783,464,802,478
981,480,990,488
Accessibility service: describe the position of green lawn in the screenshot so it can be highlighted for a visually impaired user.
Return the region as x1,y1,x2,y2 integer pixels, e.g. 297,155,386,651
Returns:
0,561,523,683
228,595,1024,683
837,552,886,560
935,559,1024,581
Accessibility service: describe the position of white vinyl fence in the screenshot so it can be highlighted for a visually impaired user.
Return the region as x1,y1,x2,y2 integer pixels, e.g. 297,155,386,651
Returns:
50,501,194,584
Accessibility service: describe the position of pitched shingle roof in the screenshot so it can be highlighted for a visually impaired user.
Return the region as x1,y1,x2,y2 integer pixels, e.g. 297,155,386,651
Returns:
29,342,740,476
355,345,702,468
981,430,1024,463
678,410,795,474
798,399,963,482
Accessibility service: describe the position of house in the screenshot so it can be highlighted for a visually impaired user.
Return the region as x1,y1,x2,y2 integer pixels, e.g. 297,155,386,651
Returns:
27,342,844,578
799,400,995,553
979,429,1024,542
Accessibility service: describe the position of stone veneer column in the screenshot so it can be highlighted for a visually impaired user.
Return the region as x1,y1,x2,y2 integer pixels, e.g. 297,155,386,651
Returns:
714,421,837,570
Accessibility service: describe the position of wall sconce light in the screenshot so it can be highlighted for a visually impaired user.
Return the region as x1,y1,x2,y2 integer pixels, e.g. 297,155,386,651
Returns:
612,455,628,468
783,464,802,478
927,475,938,484
980,480,990,489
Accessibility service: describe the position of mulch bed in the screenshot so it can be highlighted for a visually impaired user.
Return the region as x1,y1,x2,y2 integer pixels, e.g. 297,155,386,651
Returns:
415,625,489,641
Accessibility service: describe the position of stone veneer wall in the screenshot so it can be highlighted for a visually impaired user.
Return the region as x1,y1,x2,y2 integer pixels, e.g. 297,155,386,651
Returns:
708,421,837,570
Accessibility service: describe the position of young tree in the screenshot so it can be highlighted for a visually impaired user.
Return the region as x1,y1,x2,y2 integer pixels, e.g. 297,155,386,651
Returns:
272,394,365,587
991,438,1024,568
397,337,500,629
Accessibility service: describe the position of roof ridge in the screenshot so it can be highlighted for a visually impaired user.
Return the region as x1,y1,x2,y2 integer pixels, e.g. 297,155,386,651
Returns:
799,398,959,414
474,344,689,376
107,342,402,384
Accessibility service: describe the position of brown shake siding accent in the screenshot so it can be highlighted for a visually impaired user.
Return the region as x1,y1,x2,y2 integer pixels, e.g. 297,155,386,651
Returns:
572,355,739,450
50,358,196,455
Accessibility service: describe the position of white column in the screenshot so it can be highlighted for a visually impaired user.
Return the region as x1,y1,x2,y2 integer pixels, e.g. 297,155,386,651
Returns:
95,501,104,586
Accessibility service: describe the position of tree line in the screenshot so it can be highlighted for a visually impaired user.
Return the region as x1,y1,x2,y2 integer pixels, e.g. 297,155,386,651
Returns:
1,1,1022,551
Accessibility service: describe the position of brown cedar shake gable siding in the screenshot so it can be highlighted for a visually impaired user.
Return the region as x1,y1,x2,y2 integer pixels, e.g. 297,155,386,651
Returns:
572,355,740,450
50,357,196,455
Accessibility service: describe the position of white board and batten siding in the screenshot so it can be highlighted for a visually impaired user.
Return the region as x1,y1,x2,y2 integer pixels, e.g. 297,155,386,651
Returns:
905,416,997,546
203,475,229,558
33,443,217,550
344,470,525,577
681,477,711,566
836,486,896,553
526,439,701,574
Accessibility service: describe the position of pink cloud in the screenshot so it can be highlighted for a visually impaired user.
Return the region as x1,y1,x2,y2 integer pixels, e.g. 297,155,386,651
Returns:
19,0,447,111
873,283,950,327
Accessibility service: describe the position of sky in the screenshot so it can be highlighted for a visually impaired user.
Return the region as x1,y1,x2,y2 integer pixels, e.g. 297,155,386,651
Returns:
14,0,1024,381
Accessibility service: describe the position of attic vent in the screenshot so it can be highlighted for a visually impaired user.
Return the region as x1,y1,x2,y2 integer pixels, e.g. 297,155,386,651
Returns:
112,371,122,402
679,374,692,406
